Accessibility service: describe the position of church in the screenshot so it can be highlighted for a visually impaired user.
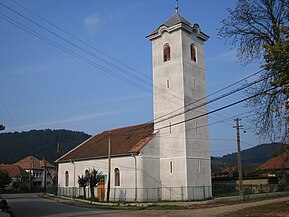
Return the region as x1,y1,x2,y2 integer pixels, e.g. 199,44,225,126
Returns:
56,6,212,201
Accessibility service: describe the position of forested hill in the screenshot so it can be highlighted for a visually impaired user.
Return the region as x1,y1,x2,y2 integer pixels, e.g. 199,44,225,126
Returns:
211,143,283,173
0,129,283,171
0,129,91,164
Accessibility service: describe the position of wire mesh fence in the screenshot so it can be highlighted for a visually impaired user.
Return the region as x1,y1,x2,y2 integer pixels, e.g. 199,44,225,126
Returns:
47,185,212,202
212,183,289,198
47,183,289,202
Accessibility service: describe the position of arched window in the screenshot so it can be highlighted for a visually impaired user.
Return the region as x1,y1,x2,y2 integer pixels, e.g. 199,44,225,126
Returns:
163,43,171,62
65,171,69,187
191,43,197,62
114,168,120,186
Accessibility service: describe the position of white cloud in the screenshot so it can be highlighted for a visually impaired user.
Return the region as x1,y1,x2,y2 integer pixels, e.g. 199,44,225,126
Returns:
83,13,101,31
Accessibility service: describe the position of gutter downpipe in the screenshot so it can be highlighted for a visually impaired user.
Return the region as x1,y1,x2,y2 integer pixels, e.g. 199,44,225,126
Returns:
132,153,137,201
70,159,75,198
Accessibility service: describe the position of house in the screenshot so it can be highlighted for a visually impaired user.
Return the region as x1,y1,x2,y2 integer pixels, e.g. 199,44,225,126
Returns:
258,151,289,171
14,156,55,188
257,151,289,185
0,164,29,190
57,7,211,201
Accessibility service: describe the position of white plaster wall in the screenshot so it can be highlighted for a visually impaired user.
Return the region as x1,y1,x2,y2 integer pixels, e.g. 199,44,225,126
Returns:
150,25,212,199
181,30,211,194
140,135,160,189
151,29,188,193
58,156,139,201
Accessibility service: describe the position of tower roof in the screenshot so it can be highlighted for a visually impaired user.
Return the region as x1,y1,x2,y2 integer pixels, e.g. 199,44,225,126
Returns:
161,12,192,30
149,12,191,36
147,12,209,41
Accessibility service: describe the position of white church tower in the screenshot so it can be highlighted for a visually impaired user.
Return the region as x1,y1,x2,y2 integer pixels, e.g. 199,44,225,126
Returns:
147,5,212,199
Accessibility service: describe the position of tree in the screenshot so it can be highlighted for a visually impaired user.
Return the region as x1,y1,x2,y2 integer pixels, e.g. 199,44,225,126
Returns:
218,0,289,142
0,171,11,190
77,175,89,199
88,169,103,200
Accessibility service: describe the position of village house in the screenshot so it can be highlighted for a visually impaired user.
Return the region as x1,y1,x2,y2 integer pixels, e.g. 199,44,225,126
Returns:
258,151,289,186
14,156,55,188
0,164,29,190
57,8,212,201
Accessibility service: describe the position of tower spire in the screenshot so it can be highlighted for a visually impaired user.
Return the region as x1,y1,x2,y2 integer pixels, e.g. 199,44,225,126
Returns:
175,0,179,13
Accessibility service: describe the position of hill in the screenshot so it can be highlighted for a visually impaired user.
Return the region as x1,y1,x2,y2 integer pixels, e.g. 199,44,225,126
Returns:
0,129,91,164
211,143,283,173
0,129,284,171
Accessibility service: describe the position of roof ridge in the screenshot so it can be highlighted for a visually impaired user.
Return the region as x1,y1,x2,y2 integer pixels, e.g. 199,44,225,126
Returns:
104,122,152,133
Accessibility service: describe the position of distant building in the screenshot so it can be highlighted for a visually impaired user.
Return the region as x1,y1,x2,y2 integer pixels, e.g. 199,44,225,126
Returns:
0,164,29,189
57,8,211,201
14,156,55,188
258,151,289,171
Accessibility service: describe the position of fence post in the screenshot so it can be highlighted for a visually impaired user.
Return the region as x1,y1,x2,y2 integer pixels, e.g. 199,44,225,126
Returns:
203,186,205,199
114,187,116,201
192,186,195,200
181,186,183,201
147,188,149,202
170,187,172,200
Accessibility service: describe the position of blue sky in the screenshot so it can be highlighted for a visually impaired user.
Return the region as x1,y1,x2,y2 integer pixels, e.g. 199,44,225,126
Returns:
0,0,265,156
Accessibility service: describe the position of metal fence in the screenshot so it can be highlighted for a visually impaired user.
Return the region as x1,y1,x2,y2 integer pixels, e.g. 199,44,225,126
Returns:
212,183,289,198
47,183,289,202
47,186,212,202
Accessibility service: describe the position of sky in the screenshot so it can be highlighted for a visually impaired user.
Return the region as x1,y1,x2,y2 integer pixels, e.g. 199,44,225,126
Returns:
0,0,266,157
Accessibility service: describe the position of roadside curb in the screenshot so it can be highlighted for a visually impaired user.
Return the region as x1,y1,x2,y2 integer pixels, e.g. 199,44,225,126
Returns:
44,191,289,210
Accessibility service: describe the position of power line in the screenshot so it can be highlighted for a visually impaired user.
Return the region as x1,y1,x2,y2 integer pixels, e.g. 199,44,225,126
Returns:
0,98,22,130
154,71,272,125
1,1,264,124
0,1,273,137
156,86,278,131
153,69,264,123
0,1,188,104
10,0,196,102
0,12,182,108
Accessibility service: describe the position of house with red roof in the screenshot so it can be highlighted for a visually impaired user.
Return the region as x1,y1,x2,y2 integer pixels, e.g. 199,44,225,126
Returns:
14,156,55,188
0,164,29,189
258,151,289,171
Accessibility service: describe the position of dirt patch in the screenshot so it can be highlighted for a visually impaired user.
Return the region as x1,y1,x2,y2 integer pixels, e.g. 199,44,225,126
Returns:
220,201,289,217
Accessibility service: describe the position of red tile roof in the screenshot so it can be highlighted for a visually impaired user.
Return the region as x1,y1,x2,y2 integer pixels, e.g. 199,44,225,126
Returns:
0,164,29,178
57,123,155,162
222,166,238,173
14,156,55,170
258,151,289,170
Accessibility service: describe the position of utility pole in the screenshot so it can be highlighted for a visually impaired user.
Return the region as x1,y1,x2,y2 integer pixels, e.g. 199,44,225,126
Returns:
29,156,32,192
106,132,111,202
234,117,244,200
44,158,47,194
55,140,60,195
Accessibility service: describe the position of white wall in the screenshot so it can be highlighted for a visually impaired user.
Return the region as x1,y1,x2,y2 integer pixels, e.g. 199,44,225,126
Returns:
58,155,143,201
150,23,212,199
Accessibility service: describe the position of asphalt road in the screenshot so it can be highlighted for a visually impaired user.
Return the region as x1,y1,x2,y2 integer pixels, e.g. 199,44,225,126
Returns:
2,193,289,217
1,193,122,217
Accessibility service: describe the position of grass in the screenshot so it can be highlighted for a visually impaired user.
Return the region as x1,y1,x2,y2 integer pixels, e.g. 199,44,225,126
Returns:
221,201,289,217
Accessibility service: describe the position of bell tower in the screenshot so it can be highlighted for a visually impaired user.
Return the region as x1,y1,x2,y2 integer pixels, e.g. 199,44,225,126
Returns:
147,9,212,199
